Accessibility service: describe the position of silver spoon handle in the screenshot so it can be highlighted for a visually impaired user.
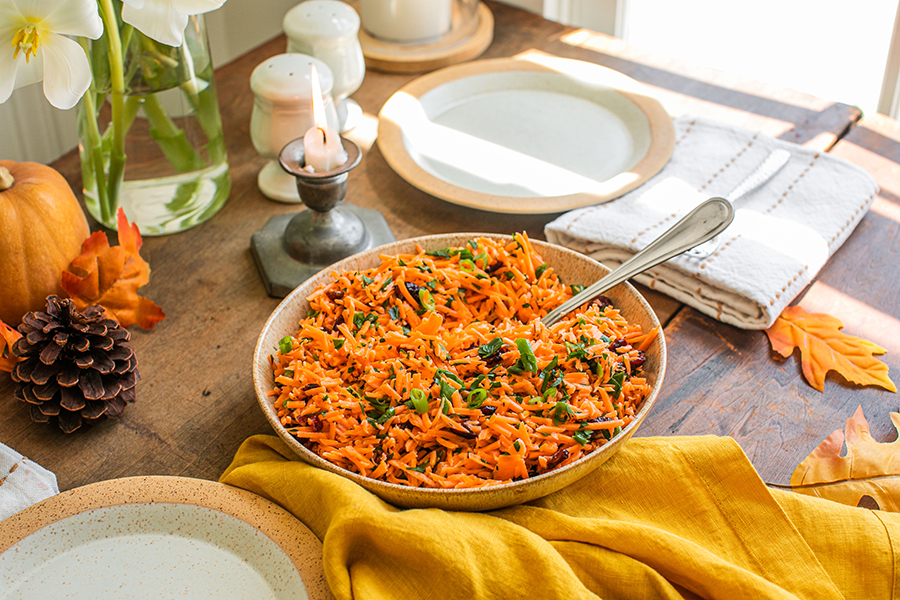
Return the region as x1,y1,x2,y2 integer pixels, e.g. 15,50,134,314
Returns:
542,197,734,327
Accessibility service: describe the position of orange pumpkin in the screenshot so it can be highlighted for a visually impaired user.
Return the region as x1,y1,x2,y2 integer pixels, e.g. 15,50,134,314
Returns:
0,160,90,326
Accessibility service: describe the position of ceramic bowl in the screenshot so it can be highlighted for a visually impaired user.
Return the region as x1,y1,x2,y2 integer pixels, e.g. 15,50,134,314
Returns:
253,234,666,511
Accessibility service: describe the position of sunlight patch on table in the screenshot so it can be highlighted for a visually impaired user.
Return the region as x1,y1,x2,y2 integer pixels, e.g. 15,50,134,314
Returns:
801,283,900,354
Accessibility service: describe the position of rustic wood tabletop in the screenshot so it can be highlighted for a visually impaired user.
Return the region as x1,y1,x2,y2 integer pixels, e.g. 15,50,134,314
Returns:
2,1,896,493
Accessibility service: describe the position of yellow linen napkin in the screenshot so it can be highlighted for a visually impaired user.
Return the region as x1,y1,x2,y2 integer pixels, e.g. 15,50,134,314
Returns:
220,435,899,600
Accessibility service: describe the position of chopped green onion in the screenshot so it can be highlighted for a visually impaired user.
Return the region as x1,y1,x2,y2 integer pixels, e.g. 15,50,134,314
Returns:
278,336,293,355
418,288,435,311
380,276,393,291
573,430,591,446
377,406,395,424
388,306,400,320
535,263,547,279
467,387,488,408
460,259,475,272
553,401,574,424
332,339,345,350
409,388,429,414
362,274,375,285
610,371,625,400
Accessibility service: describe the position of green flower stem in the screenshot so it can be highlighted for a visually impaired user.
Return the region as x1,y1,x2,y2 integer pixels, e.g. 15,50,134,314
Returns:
98,0,127,215
77,38,111,222
79,85,112,222
141,94,204,173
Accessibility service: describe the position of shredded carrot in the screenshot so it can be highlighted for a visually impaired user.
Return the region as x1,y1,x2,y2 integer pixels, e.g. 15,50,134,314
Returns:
270,235,655,489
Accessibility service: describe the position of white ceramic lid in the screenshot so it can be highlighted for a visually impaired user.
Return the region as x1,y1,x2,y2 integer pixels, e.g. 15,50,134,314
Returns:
284,0,360,39
250,53,335,105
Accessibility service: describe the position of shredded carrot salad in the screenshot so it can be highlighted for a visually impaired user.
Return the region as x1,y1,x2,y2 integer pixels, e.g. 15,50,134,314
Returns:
269,234,658,489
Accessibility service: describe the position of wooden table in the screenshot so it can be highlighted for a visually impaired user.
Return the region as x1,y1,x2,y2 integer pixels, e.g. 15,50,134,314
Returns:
3,1,897,494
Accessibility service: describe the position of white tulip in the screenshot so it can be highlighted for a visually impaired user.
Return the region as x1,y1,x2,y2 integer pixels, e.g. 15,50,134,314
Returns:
0,0,103,109
121,0,224,47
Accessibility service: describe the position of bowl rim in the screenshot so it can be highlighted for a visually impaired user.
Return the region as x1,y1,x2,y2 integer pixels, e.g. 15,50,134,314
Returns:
252,233,667,507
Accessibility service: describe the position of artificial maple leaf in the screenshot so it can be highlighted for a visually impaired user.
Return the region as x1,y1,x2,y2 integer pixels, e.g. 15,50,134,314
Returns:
765,305,896,393
61,208,166,329
790,405,900,511
0,318,22,373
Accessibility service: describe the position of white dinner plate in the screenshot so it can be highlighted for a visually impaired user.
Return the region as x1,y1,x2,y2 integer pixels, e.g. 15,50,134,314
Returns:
377,53,675,214
0,476,332,600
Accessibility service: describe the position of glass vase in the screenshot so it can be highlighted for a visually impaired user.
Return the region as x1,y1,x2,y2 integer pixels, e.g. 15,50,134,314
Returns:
77,14,230,236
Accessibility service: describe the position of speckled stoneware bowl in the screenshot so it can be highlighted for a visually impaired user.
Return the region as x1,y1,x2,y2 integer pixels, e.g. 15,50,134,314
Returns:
253,234,666,511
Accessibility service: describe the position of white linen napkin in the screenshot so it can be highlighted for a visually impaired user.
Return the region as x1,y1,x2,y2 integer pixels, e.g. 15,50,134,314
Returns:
545,116,878,329
0,442,58,521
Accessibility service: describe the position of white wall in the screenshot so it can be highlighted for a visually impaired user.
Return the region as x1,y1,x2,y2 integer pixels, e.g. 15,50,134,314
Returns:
2,0,612,164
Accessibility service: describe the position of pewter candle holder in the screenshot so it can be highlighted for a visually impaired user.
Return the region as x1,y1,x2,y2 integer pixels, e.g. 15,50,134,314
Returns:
250,137,395,297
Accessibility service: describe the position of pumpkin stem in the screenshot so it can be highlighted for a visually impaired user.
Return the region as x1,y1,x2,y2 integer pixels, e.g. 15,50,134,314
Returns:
0,167,12,192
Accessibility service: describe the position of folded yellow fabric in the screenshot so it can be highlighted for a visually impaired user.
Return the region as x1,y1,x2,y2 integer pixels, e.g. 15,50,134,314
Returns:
220,435,899,600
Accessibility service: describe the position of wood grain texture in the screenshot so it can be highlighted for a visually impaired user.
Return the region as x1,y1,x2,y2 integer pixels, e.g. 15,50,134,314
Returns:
0,1,865,491
641,114,900,485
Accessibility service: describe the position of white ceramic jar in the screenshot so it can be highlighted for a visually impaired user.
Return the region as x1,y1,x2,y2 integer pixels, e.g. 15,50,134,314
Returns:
358,0,452,43
250,53,340,203
284,1,365,132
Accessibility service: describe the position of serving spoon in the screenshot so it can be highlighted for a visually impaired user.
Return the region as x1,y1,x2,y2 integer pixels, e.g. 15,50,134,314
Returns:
541,197,734,327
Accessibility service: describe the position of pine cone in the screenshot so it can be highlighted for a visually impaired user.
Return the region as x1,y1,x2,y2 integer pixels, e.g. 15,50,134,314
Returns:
10,296,140,433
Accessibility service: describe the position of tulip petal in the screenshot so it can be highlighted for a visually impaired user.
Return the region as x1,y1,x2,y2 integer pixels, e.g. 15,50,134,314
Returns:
39,0,104,39
173,0,226,14
121,0,146,9
39,31,91,109
122,0,190,47
0,29,20,104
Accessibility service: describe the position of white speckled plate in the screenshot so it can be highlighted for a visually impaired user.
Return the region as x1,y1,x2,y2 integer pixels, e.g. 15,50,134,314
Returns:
377,53,675,214
0,476,333,600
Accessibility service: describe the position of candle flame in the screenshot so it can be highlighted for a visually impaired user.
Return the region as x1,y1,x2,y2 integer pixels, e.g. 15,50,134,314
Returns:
310,63,328,139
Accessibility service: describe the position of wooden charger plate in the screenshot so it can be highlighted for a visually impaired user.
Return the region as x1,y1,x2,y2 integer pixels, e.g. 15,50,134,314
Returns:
0,476,333,599
377,53,675,214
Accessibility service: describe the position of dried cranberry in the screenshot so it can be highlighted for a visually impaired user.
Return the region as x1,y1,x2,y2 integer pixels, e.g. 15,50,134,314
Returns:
546,448,569,470
326,288,345,301
309,414,323,431
302,383,318,394
398,282,421,305
486,262,504,274
330,314,345,332
480,405,497,417
484,347,507,367
608,338,629,352
451,424,477,440
630,352,645,371
588,296,613,310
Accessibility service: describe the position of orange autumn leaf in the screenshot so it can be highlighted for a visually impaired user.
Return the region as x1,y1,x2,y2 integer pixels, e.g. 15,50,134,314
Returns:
0,318,22,373
765,305,896,393
791,405,900,511
61,208,165,329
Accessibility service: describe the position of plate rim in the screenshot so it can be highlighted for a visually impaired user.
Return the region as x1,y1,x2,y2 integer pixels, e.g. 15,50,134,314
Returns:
377,55,675,214
0,475,333,600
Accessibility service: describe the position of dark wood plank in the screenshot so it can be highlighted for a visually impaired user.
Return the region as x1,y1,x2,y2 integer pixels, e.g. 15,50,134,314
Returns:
640,114,900,485
0,2,863,491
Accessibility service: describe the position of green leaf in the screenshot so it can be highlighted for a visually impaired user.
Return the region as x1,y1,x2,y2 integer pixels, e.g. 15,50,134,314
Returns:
279,336,293,355
515,338,538,374
478,337,503,359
